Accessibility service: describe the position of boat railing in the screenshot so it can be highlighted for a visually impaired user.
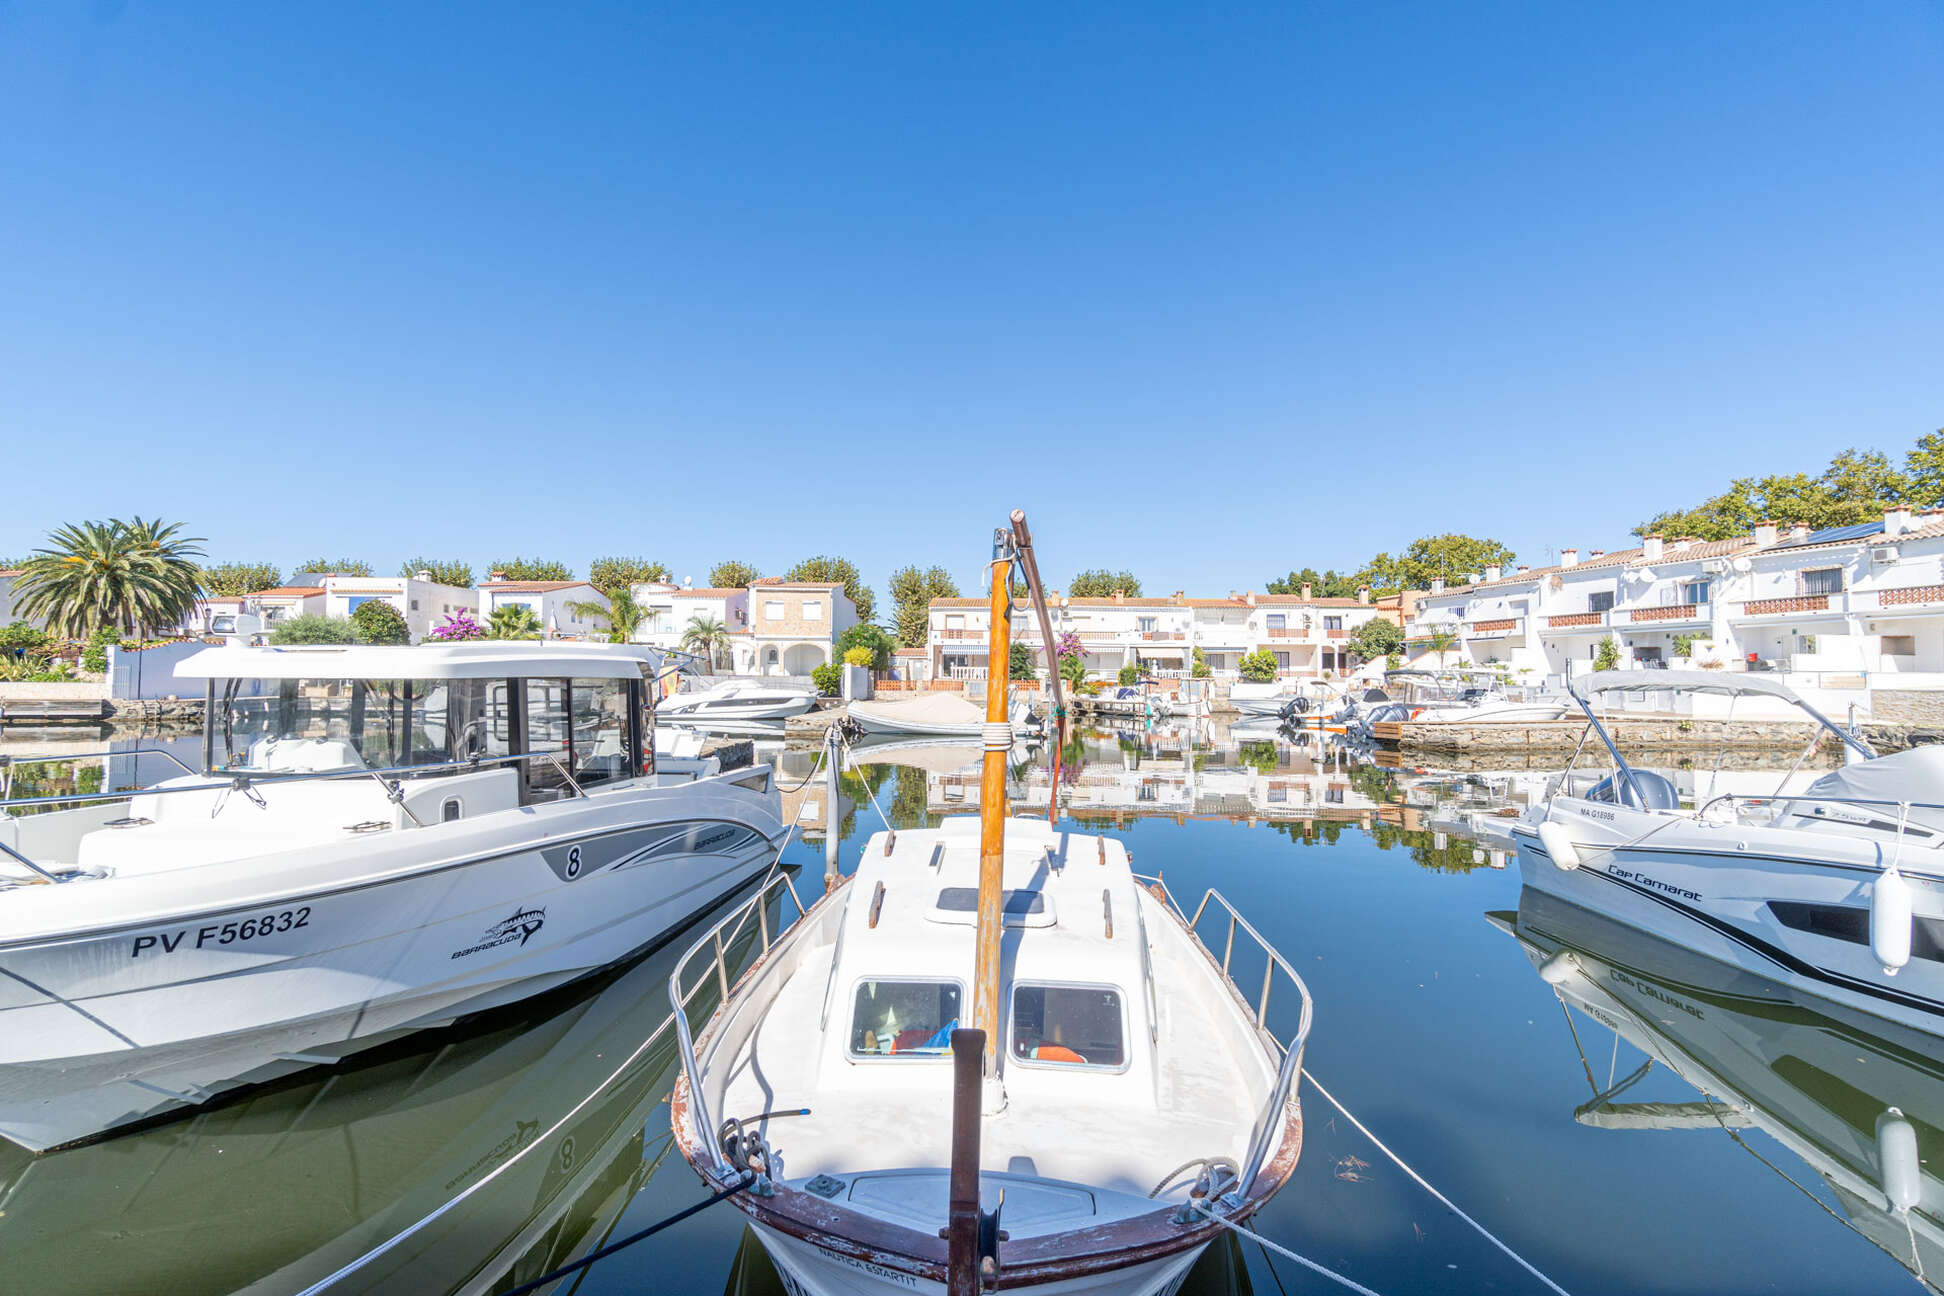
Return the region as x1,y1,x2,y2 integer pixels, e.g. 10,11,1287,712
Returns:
667,868,812,1175
1690,792,1944,860
1163,881,1316,1195
0,748,590,884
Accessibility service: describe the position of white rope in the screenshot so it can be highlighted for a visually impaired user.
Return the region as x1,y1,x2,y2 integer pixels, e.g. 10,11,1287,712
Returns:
1302,1069,1574,1296
1192,1202,1387,1296
293,748,832,1296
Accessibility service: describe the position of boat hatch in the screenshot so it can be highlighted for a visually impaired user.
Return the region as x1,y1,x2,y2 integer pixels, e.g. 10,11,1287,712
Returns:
841,1169,1099,1236
926,886,1056,928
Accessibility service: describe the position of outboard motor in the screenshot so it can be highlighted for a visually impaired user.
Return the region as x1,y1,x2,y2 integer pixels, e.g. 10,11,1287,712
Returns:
1585,769,1680,811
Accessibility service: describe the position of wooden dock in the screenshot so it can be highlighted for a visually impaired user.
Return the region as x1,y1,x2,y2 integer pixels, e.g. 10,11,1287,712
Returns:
0,699,111,726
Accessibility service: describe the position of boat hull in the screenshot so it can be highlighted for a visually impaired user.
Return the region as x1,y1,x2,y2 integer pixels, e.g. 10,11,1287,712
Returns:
1511,807,1944,1037
0,782,781,1151
753,1224,1203,1295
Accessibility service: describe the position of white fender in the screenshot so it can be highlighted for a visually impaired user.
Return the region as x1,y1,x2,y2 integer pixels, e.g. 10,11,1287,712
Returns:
1538,821,1581,871
1872,865,1914,976
1877,1108,1921,1213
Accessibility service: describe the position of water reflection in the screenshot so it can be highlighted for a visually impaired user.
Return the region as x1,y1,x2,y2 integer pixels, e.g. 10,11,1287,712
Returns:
1498,888,1944,1293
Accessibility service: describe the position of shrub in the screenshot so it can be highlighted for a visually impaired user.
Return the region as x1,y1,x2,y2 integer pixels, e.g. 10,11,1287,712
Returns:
837,623,896,670
811,661,843,696
428,609,485,641
843,645,875,668
1192,646,1211,678
1058,653,1088,690
1118,663,1142,686
486,605,544,640
82,626,118,673
1009,641,1036,681
1593,637,1622,672
1237,649,1279,683
270,614,359,646
0,621,48,655
351,600,412,645
1672,633,1699,658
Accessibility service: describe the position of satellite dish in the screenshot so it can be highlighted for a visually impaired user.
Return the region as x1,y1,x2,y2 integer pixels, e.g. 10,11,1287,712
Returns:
1630,567,1656,584
1732,557,1753,573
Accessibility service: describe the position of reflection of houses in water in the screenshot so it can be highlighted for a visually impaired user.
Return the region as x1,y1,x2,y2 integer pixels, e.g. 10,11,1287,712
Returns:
1499,890,1944,1293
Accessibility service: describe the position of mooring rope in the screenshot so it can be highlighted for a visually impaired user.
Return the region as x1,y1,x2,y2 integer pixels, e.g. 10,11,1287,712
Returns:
1191,1202,1387,1296
1300,1069,1574,1296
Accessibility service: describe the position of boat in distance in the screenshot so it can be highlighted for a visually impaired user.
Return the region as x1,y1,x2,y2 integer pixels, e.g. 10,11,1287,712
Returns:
0,640,784,1151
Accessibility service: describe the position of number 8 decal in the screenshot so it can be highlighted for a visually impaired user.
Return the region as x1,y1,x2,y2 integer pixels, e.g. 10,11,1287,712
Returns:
566,845,582,879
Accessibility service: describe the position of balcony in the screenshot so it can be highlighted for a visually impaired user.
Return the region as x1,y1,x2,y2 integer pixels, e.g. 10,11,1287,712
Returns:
1139,630,1188,641
1546,612,1609,629
1625,602,1710,625
1324,627,1349,639
1741,594,1832,617
1863,585,1944,611
1466,617,1522,640
1265,627,1302,639
935,628,988,640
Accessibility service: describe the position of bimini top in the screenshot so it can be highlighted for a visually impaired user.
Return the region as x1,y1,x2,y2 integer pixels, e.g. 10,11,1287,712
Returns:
1569,669,1808,704
173,640,674,682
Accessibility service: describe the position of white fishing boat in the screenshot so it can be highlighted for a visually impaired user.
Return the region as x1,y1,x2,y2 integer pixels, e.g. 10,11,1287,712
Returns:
1497,889,1944,1289
0,641,784,1152
661,676,818,724
669,512,1311,1295
1510,669,1944,1036
1381,668,1568,725
848,691,1039,739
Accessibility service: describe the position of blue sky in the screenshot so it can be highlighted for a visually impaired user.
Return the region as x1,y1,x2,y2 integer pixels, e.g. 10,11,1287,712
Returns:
2,3,1938,603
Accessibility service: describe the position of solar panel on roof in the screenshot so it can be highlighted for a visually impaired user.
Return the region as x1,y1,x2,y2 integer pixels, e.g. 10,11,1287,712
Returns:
1790,521,1883,546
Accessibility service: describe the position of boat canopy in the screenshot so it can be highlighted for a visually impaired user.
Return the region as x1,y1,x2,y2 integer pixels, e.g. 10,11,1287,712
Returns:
1570,669,1808,704
173,641,672,682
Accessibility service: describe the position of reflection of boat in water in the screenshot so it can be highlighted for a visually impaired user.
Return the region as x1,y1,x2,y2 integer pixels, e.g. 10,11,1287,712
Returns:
1495,887,1944,1292
0,891,770,1296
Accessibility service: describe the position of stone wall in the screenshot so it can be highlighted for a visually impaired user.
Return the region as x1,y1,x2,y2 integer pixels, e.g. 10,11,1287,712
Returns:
1871,689,1944,726
1395,716,1838,757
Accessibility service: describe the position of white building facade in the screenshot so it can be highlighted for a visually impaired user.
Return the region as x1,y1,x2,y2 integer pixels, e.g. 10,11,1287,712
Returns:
475,579,606,640
321,574,479,642
739,580,858,676
629,583,751,669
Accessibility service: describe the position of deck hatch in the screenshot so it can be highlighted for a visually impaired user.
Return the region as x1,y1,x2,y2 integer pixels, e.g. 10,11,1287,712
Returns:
927,886,1055,927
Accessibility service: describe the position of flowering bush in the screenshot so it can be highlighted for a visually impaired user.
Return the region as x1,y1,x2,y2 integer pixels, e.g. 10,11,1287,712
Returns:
429,610,485,642
1055,631,1083,663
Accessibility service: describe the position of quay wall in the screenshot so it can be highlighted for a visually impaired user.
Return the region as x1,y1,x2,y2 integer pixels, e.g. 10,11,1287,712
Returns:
1393,716,1838,758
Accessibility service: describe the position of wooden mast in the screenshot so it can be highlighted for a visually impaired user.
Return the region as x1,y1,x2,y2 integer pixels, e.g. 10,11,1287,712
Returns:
971,535,1014,1079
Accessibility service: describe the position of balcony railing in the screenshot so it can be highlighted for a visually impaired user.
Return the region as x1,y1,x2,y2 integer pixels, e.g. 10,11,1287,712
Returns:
1470,618,1518,632
1742,594,1831,616
1140,631,1188,641
1626,602,1709,623
1324,628,1349,639
1265,627,1303,638
1546,612,1608,629
1875,585,1944,609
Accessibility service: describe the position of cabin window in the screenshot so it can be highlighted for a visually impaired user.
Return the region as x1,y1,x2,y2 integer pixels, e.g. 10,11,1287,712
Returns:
212,678,421,773
1011,984,1125,1069
570,677,632,786
523,679,573,799
849,980,963,1059
441,797,462,822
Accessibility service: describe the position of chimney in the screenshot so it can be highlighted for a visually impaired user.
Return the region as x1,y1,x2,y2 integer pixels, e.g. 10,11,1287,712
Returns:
1642,534,1664,561
1174,589,1185,599
1113,590,1124,603
414,569,432,582
1245,590,1257,607
1483,565,1501,583
1789,522,1811,541
1357,585,1370,605
489,570,507,583
1670,538,1693,553
1560,548,1579,567
1588,550,1606,561
1301,582,1313,600
1515,564,1529,574
1753,519,1778,546
1430,578,1446,595
1885,505,1914,536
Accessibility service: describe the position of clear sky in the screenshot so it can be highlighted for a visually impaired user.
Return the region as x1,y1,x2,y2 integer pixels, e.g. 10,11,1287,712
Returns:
3,3,1938,602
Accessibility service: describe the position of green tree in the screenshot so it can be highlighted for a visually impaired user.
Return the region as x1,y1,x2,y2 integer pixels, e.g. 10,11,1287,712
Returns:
1118,662,1143,686
293,558,373,579
199,562,282,597
784,555,875,622
16,517,206,638
350,600,412,645
1191,646,1211,678
489,558,574,582
1905,430,1944,508
837,623,896,670
888,564,961,647
1594,637,1622,672
486,605,544,640
269,614,358,645
1636,444,1917,540
1010,641,1037,681
707,560,761,590
681,614,732,670
1266,568,1359,598
811,661,843,696
1068,569,1142,598
397,558,474,588
1348,618,1404,662
588,556,670,597
1424,629,1458,669
570,588,644,642
1237,649,1278,683
1356,535,1515,593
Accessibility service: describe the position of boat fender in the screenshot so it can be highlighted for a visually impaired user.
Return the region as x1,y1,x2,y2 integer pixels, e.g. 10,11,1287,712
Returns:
1537,951,1578,985
1537,821,1581,871
1872,865,1914,976
1877,1108,1921,1213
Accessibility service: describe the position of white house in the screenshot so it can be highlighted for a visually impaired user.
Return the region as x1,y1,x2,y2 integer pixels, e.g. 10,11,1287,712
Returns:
738,580,858,676
629,581,751,667
321,573,479,642
476,577,608,640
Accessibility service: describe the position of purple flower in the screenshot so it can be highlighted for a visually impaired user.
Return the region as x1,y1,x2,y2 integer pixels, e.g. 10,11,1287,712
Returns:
1055,630,1084,662
430,609,484,641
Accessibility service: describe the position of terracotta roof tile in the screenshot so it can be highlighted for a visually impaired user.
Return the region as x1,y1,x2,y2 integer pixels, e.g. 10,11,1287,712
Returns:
479,581,594,593
251,586,326,598
671,587,744,597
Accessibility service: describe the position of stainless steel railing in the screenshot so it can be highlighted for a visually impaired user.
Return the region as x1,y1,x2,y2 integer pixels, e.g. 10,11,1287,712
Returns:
667,870,812,1174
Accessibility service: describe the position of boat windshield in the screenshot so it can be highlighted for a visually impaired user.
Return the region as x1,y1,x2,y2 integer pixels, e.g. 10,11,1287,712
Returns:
848,979,962,1059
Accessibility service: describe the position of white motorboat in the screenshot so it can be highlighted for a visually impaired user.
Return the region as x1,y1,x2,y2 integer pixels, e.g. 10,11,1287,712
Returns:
0,641,784,1152
660,676,818,724
1380,668,1568,725
1225,681,1299,717
668,512,1311,1295
1510,669,1944,1035
848,691,1039,739
1497,889,1944,1289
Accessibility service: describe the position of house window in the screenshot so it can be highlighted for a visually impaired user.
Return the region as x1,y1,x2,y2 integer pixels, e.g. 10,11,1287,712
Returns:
1138,617,1156,633
764,601,785,621
1266,614,1286,632
1588,591,1614,613
1884,635,1917,657
1802,568,1844,596
1274,651,1290,669
1324,616,1343,631
1681,580,1710,605
410,599,420,611
802,600,822,620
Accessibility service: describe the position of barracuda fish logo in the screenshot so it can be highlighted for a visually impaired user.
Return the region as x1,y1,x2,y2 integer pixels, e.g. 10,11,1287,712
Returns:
450,907,547,959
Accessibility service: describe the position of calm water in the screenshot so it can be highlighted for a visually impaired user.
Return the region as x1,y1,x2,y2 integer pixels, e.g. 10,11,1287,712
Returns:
0,721,1931,1295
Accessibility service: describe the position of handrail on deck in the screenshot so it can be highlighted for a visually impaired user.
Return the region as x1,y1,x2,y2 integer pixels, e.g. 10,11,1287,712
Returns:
668,870,812,1174
1171,884,1315,1196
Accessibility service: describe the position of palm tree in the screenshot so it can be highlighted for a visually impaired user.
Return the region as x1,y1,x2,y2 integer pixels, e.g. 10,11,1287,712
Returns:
486,604,544,640
1425,629,1458,670
16,517,205,638
568,589,652,643
681,614,731,671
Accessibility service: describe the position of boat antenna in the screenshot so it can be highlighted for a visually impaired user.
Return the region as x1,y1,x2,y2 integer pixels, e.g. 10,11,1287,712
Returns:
972,521,1021,1090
